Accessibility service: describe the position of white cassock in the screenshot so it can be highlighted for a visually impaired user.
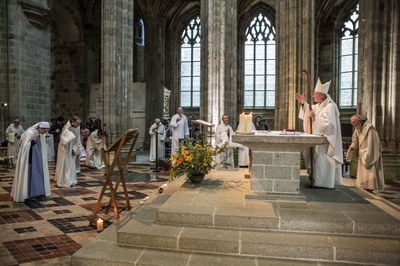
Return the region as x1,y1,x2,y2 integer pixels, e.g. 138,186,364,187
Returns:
346,120,385,190
46,134,54,162
169,114,189,154
215,123,249,167
11,123,50,202
85,129,106,169
299,94,343,188
6,124,24,159
149,123,166,161
55,121,84,187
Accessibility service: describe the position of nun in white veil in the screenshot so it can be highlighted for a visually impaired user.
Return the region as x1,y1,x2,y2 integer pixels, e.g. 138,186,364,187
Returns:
11,122,51,202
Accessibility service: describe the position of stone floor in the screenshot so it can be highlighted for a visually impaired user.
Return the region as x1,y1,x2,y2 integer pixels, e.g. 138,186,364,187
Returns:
1,154,399,265
0,155,168,265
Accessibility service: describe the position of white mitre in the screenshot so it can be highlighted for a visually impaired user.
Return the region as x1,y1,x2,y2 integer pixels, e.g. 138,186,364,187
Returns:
314,78,331,94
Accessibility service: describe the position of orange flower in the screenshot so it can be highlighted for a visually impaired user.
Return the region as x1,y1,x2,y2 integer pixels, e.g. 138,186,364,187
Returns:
177,158,184,164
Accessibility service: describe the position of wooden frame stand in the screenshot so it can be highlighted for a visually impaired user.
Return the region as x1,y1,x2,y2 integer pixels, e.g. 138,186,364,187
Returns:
89,129,139,225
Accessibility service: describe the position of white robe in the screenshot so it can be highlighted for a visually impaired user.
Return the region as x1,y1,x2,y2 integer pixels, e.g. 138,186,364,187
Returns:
169,114,189,154
11,123,50,202
46,134,54,162
300,95,343,188
6,124,24,159
55,121,84,187
215,123,249,167
346,120,385,190
85,130,106,169
149,123,166,161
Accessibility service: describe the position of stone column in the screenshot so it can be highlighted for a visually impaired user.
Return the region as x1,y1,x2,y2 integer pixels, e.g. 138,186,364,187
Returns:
100,0,134,136
275,0,315,130
200,0,237,126
3,0,51,130
143,17,165,149
358,0,400,181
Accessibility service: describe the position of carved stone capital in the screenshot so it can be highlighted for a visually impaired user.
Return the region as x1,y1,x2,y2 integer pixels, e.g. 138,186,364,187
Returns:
18,1,50,30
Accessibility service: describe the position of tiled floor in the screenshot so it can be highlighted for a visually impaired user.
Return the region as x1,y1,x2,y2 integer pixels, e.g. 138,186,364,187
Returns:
0,160,168,265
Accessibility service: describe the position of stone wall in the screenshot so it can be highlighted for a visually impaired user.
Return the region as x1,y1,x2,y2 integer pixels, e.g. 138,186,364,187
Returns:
50,36,83,119
6,0,51,128
0,0,8,140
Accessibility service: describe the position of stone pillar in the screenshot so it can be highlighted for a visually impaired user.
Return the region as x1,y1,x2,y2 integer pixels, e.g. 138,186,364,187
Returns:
2,0,51,131
143,17,165,149
275,0,315,130
358,0,400,181
100,0,134,136
200,0,237,127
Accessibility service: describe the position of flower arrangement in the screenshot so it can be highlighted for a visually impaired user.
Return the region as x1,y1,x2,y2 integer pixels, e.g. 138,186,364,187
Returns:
169,142,214,181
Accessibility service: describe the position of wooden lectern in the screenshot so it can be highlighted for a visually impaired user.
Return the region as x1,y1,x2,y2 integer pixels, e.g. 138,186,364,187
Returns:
192,119,214,144
89,129,139,225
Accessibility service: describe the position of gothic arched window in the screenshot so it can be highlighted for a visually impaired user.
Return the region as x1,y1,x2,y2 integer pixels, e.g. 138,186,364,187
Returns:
244,13,276,108
180,17,201,107
135,18,144,46
339,4,358,107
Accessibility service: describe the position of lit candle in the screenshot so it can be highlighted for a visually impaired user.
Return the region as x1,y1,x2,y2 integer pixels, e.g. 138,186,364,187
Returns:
247,113,253,132
237,113,246,133
97,218,104,232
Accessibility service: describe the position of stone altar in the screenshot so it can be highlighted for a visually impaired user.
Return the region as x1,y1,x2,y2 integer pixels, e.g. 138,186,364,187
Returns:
233,131,327,194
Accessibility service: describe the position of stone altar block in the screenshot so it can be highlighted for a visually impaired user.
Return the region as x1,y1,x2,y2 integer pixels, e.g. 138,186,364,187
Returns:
232,131,327,194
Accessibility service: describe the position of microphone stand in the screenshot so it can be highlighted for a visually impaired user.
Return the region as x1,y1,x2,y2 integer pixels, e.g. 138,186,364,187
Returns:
152,127,161,172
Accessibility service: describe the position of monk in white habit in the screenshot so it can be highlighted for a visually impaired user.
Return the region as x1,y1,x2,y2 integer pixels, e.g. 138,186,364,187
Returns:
149,118,166,162
215,114,250,167
296,78,343,188
85,129,106,169
169,107,189,154
56,115,84,187
346,115,385,191
5,119,24,159
11,122,51,202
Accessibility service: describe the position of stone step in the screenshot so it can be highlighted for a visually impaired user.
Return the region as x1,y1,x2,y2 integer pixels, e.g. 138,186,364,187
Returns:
72,239,376,266
156,202,400,236
116,220,400,265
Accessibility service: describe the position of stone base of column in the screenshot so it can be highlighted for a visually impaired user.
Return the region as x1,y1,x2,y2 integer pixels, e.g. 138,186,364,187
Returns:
382,153,400,183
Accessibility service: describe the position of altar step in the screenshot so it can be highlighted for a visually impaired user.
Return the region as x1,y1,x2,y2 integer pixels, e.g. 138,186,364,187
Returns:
72,238,397,266
72,172,400,265
156,201,400,236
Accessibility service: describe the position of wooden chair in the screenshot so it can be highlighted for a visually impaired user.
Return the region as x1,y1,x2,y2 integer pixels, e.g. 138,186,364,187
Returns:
89,129,139,225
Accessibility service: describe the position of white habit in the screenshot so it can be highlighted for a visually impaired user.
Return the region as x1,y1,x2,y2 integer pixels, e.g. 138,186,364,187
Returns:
6,124,24,159
11,123,50,202
85,129,106,169
169,114,189,154
55,120,84,187
215,123,249,167
149,123,166,161
346,120,385,190
300,95,343,188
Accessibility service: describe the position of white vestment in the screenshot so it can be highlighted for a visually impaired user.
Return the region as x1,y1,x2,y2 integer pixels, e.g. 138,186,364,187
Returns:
46,134,54,162
85,129,106,169
55,121,84,187
11,123,50,202
149,123,166,161
169,114,189,154
299,95,343,188
346,120,385,190
6,124,24,159
215,123,249,167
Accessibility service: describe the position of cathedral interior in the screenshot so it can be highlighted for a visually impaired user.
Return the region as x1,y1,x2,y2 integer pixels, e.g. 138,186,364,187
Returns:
0,0,399,182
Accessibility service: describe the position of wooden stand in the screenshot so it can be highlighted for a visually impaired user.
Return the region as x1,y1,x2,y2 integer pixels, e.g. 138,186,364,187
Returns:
192,119,214,144
89,129,139,225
